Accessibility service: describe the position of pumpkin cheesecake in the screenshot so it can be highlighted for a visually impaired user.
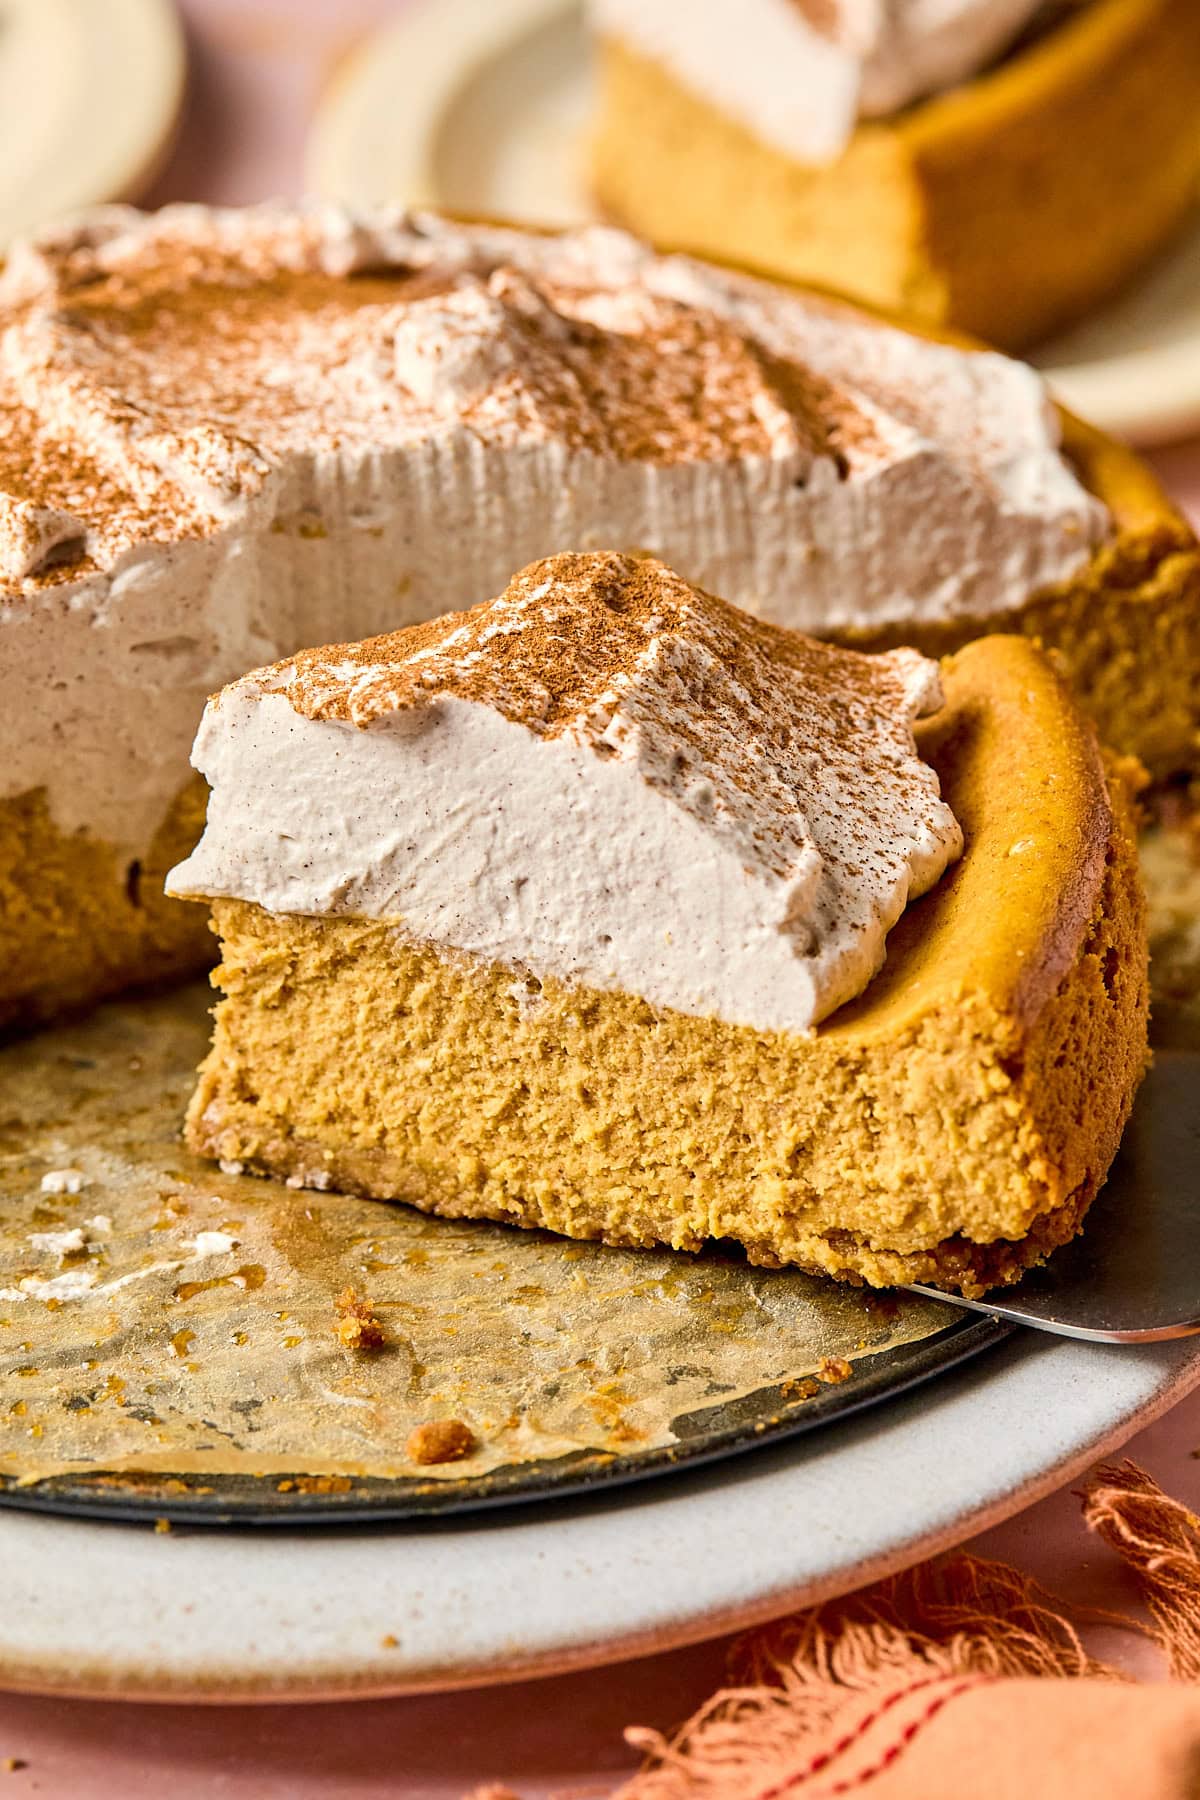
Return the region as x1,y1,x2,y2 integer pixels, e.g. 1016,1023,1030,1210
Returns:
169,553,1149,1296
590,0,1200,350
0,204,1192,1032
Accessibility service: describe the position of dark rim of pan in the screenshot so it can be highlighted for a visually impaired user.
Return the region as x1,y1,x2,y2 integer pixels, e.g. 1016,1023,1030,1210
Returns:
0,1313,1012,1528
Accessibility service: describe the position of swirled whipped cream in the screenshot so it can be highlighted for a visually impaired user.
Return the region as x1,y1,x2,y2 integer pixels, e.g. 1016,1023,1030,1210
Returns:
169,555,962,1033
0,203,1106,851
590,0,1052,161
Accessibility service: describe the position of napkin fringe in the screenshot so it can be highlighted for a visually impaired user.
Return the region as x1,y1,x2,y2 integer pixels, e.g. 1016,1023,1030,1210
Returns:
615,1460,1200,1799
1083,1460,1200,1680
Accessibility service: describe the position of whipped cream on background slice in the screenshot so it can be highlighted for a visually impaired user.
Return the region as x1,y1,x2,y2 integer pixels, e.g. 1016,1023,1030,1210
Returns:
170,555,963,1034
590,0,1049,162
0,204,1106,853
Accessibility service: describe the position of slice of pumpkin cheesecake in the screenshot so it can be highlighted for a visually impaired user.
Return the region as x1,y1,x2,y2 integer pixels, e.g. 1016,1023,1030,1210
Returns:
168,552,1148,1295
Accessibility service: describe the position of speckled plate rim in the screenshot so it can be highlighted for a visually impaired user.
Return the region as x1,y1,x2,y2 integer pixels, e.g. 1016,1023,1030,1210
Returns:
306,0,1200,447
0,1332,1196,1701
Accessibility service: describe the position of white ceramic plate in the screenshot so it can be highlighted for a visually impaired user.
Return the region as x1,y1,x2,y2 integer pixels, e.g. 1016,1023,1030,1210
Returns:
308,0,1200,447
1,1332,1196,1699
0,0,185,247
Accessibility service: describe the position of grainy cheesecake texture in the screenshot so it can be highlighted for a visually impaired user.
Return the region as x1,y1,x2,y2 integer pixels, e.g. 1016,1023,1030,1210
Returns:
176,555,1149,1295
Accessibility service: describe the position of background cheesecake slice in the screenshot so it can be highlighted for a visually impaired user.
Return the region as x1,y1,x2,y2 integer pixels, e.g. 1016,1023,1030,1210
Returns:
590,0,1200,350
0,205,1190,1031
170,553,1148,1297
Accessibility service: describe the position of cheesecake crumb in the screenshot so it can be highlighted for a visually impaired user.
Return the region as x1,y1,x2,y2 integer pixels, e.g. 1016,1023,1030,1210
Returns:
28,1228,86,1259
333,1286,385,1351
153,1516,172,1534
406,1419,477,1464
380,1633,399,1649
817,1355,853,1384
39,1169,85,1195
276,1474,352,1495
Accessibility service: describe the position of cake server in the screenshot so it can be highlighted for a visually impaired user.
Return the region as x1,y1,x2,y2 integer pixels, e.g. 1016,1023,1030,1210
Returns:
908,1052,1200,1343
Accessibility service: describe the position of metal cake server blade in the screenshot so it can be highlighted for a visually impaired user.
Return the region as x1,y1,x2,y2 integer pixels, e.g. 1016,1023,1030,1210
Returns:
906,1053,1200,1343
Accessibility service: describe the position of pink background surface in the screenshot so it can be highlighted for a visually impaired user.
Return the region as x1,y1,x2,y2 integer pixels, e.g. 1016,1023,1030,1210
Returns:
2,2,1198,1792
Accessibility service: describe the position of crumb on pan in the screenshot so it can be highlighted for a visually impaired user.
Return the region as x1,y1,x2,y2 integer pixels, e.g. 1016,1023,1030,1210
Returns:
817,1356,853,1384
333,1285,385,1351
276,1474,353,1495
406,1418,477,1465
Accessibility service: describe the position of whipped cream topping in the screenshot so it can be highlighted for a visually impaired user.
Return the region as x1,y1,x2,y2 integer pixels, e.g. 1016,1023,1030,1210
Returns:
0,203,1106,852
590,0,1051,161
170,553,962,1034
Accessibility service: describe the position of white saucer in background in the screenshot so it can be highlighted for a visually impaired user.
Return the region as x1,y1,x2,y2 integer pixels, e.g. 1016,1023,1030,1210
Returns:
309,0,591,231
0,0,185,248
308,0,1200,447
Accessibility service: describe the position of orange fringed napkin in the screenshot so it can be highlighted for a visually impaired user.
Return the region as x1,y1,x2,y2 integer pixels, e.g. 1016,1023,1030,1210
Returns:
585,1463,1200,1800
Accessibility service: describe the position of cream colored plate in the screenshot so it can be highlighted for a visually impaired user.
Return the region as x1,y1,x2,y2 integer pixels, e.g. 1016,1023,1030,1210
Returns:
0,1336,1195,1697
0,0,185,246
308,0,1200,447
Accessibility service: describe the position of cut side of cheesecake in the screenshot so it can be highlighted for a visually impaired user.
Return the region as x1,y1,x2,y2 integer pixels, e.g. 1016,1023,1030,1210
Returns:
1,204,1189,1033
590,0,1200,350
171,554,1149,1296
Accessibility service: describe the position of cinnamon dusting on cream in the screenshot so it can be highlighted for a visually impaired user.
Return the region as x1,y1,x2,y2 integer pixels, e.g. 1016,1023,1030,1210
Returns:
172,553,964,1033
0,203,1107,861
